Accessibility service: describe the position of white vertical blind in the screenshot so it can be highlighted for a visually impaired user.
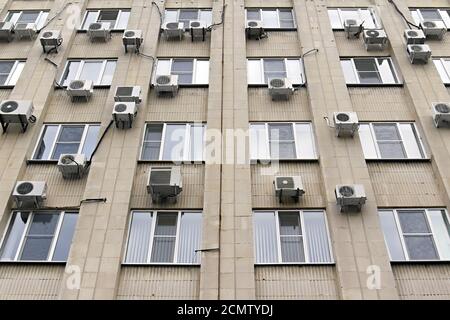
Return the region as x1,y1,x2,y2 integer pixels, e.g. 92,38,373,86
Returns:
253,212,278,263
295,123,317,159
398,123,424,159
428,209,450,260
177,212,202,263
0,212,29,261
125,211,153,263
303,211,332,263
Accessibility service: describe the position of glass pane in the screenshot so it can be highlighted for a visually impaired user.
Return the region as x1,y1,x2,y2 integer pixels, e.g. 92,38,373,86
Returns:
398,210,431,233
378,141,406,159
373,124,401,140
249,124,269,160
142,142,161,160
434,59,450,84
419,9,441,20
36,12,49,30
281,237,304,262
19,11,40,23
172,60,194,72
162,124,186,161
81,125,100,159
177,212,202,264
379,210,405,261
246,9,261,21
261,10,278,28
164,10,178,23
0,212,29,261
253,212,278,263
125,211,152,263
341,59,357,84
295,123,316,159
404,236,438,260
354,59,378,72
264,59,285,72
34,125,59,160
279,10,294,22
27,213,59,235
0,75,8,85
116,10,130,29
269,123,294,140
62,61,81,86
179,9,198,20
328,9,342,29
145,123,163,141
7,61,25,86
358,71,382,84
190,125,204,161
398,123,423,159
52,143,80,160
270,141,296,159
378,58,398,84
154,213,178,236
410,10,421,25
354,59,381,84
20,237,54,261
279,212,301,235
194,60,209,85
52,213,78,261
58,126,84,142
151,237,176,263
247,60,263,84
303,211,332,263
98,10,118,29
199,10,212,26
428,210,450,260
0,61,14,74
360,9,377,29
100,61,116,85
286,59,303,85
155,59,171,77
82,11,99,30
5,12,21,24
79,61,103,84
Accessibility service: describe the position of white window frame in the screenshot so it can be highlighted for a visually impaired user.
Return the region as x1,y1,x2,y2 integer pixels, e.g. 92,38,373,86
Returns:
163,8,213,28
245,8,297,29
60,59,117,87
0,210,77,262
328,7,381,30
123,210,202,265
4,10,49,30
433,58,450,85
341,57,401,85
154,58,210,85
247,58,305,85
0,60,25,87
80,9,131,30
253,210,334,265
410,8,450,29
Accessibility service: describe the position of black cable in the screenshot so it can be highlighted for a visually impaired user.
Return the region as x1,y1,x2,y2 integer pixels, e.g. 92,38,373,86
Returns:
207,4,227,30
80,198,107,205
388,0,420,29
86,120,114,166
151,1,163,26
40,2,72,30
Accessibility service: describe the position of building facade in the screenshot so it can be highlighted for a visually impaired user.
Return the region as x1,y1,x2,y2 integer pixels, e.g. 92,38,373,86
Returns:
0,0,449,300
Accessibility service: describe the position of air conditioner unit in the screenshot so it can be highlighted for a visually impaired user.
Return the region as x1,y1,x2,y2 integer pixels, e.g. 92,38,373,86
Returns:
333,112,359,137
344,19,363,38
407,44,431,64
112,102,138,129
268,78,294,100
123,29,143,53
246,20,264,39
335,184,367,212
432,102,450,128
363,29,388,50
57,153,87,179
14,23,37,40
0,100,35,133
273,176,305,203
40,30,63,53
189,20,207,41
147,166,183,203
154,75,179,97
66,80,94,102
0,21,14,42
403,29,426,44
12,181,47,208
87,22,111,42
420,20,447,40
162,22,184,40
114,86,142,104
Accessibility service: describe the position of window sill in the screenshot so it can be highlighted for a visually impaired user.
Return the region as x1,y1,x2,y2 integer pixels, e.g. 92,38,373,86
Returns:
251,159,319,163
390,260,450,265
365,158,431,163
76,29,126,33
137,160,205,164
255,262,335,266
263,28,298,32
0,85,14,89
0,260,67,265
248,84,305,88
346,83,404,88
122,263,201,267
54,85,112,90
151,84,209,88
27,159,93,165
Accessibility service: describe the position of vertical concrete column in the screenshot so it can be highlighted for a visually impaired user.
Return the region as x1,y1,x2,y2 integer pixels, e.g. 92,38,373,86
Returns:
293,0,399,299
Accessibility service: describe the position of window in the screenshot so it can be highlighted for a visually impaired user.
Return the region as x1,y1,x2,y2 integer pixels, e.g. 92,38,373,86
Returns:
124,211,202,264
0,61,25,87
410,8,450,29
433,58,450,85
245,8,296,29
359,123,426,160
0,211,78,262
141,123,205,161
328,8,381,30
164,9,212,29
81,9,130,30
250,123,317,160
33,124,100,161
341,58,400,85
4,10,49,30
253,210,333,264
60,59,117,87
247,58,305,85
379,209,450,261
154,59,209,85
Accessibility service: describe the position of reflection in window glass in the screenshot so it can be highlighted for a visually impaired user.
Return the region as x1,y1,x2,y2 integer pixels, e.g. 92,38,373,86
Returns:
52,213,78,261
34,125,59,160
0,212,29,261
162,124,186,161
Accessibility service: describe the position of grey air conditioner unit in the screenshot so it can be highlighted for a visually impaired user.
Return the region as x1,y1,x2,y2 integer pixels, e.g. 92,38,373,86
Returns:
162,22,184,40
268,78,294,100
123,29,143,53
114,86,142,104
273,176,305,203
335,184,367,212
407,44,431,64
0,22,14,42
333,112,359,137
403,29,426,44
112,102,138,129
420,20,447,40
14,23,37,40
246,20,264,39
12,181,47,208
0,100,35,133
154,75,179,97
147,166,183,203
432,102,450,128
363,29,388,50
40,30,63,53
66,80,94,102
87,22,111,42
189,20,207,41
57,153,87,179
344,19,363,38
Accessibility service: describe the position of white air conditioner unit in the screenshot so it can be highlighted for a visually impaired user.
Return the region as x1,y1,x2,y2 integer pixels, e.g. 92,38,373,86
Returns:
246,20,264,39
154,75,179,97
268,78,294,100
12,181,47,208
40,30,63,53
273,176,305,203
0,21,14,42
407,44,431,64
14,23,37,40
114,86,142,104
363,29,388,50
420,20,447,40
123,29,143,53
403,29,426,44
432,102,450,128
333,112,359,137
66,80,94,102
147,166,183,203
112,102,138,129
162,22,184,40
57,153,87,179
0,100,35,133
87,22,111,42
189,20,207,41
344,19,363,38
335,184,367,212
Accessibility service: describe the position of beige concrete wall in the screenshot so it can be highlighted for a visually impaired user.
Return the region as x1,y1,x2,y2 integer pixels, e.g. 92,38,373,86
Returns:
247,32,301,57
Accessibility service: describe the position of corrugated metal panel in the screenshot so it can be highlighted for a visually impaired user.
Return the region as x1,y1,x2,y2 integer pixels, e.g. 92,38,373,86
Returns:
392,264,450,300
255,266,338,300
117,266,200,299
427,34,450,57
248,88,311,121
0,264,65,300
130,163,204,208
349,87,414,121
246,32,301,57
334,32,389,57
165,0,213,8
0,42,31,60
69,34,124,58
245,0,293,7
157,37,210,57
252,163,325,208
0,89,11,100
367,162,444,207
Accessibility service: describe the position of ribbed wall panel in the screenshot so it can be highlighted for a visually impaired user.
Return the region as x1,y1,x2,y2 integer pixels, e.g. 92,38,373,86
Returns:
117,266,200,299
69,34,125,58
245,0,293,7
427,34,450,57
0,42,32,60
87,0,132,8
246,32,301,57
255,266,338,300
0,89,11,100
10,1,54,10
165,0,213,8
334,32,389,57
157,37,210,57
